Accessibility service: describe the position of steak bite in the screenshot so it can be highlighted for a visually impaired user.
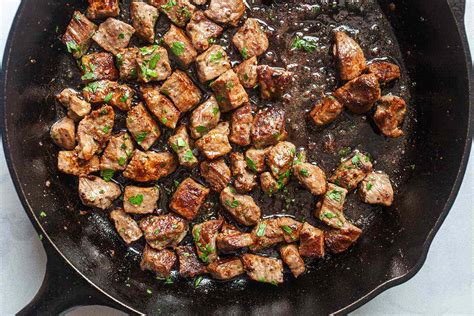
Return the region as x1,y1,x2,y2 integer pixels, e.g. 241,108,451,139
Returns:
58,151,100,176
57,88,91,121
207,258,244,280
186,11,223,52
151,0,196,27
110,209,143,244
230,152,257,193
92,18,135,55
367,60,401,84
160,70,202,113
116,47,140,81
329,151,373,191
204,0,245,26
257,65,293,100
176,245,207,277
139,215,188,249
241,254,284,285
315,183,348,229
62,11,97,59
76,105,115,161
251,107,288,148
200,159,231,192
141,85,180,129
210,69,249,113
123,150,177,182
140,245,176,278
82,80,134,111
298,222,325,258
260,172,279,195
100,132,134,171
309,95,344,127
192,218,223,263
334,73,381,114
50,117,76,150
234,56,258,89
333,31,367,81
245,147,270,173
267,141,296,188
293,162,327,196
325,224,362,254
86,0,120,19
232,18,269,59
130,2,159,43
80,52,119,82
373,95,407,138
279,244,305,278
250,217,302,251
359,171,394,206
163,25,197,68
123,186,160,214
190,96,220,139
170,177,210,220
126,103,161,150
216,223,254,252
168,125,198,168
195,45,231,83
195,122,232,160
78,175,121,210
137,45,172,83
220,186,261,226
230,103,253,146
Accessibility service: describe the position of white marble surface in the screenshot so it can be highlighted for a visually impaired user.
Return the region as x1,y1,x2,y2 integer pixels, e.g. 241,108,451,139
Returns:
0,0,472,315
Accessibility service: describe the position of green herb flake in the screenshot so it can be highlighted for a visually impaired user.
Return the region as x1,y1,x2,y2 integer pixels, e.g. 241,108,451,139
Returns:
327,190,342,202
215,95,225,103
281,225,293,234
241,47,249,59
256,223,266,237
208,38,216,45
100,169,114,182
299,168,309,177
322,211,336,220
149,53,161,69
118,32,125,39
164,276,174,284
193,226,201,242
135,131,148,144
351,154,361,166
195,125,207,133
39,211,47,218
161,117,168,124
66,40,80,54
102,125,111,133
81,71,95,81
129,194,144,206
194,276,203,288
209,51,223,63
225,199,239,208
171,41,185,56
118,157,126,166
366,182,373,191
212,107,219,115
226,82,234,90
104,92,113,103
119,91,129,103
183,150,194,162
177,138,186,147
246,157,257,172
291,37,317,53
161,0,177,10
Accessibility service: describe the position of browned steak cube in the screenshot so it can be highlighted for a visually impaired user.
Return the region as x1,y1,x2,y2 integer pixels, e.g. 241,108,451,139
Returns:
196,45,231,83
163,25,197,68
334,73,381,114
373,95,407,138
329,151,372,191
293,162,327,196
86,0,120,19
186,11,223,52
315,183,348,229
207,258,244,280
57,88,92,121
116,47,140,81
92,18,135,55
241,254,283,285
126,103,161,150
192,218,223,263
80,52,119,82
100,132,134,171
333,31,366,81
234,56,258,88
123,150,177,182
259,172,278,195
279,244,305,278
140,245,176,278
123,186,160,214
220,186,261,226
160,70,202,113
250,217,301,251
82,80,134,111
309,95,344,126
230,152,257,193
359,171,394,206
58,151,99,176
266,141,295,188
78,175,121,210
131,2,159,43
150,0,196,27
216,223,254,252
367,60,401,83
62,11,98,59
325,224,362,254
195,122,232,160
232,18,269,59
189,96,220,139
170,177,210,220
50,117,76,150
137,45,172,83
110,209,143,244
245,147,270,173
298,222,325,258
141,85,180,129
176,245,207,277
204,0,245,26
251,107,287,148
139,215,188,249
229,103,253,146
168,125,198,168
209,69,248,112
200,159,231,192
257,65,293,100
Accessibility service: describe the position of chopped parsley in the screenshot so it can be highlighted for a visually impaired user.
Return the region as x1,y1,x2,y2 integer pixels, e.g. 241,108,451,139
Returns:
208,38,216,45
183,150,194,162
161,0,177,11
281,225,293,234
140,45,158,55
164,276,174,284
161,117,168,124
225,199,239,208
118,33,125,39
215,95,225,103
246,157,257,172
212,107,219,115
321,211,336,220
299,168,309,177
81,71,95,81
366,182,373,190
171,41,185,56
100,169,114,182
351,154,361,166
193,226,201,242
256,223,266,237
195,126,207,133
177,138,186,147
129,194,144,206
327,189,343,202
39,211,47,218
291,37,317,53
102,125,111,133
118,157,126,166
194,276,203,288
66,40,80,54
119,91,129,103
135,131,148,144
209,51,223,63
179,7,191,19
149,53,161,69
104,92,113,103
241,47,249,59
226,82,234,90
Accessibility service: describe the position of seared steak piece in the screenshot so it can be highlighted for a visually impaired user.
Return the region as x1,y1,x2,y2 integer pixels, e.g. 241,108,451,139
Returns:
267,141,296,188
139,214,188,249
189,96,220,139
325,224,362,254
78,175,121,210
232,18,269,59
57,88,91,121
123,186,160,214
80,52,119,82
163,25,197,68
192,218,223,263
204,0,245,26
279,244,305,278
195,45,231,83
216,223,254,252
130,2,159,43
86,0,120,19
207,258,244,280
315,183,348,229
329,151,373,191
200,159,231,192
309,95,344,126
140,245,176,278
141,85,180,129
245,147,270,173
92,18,135,55
151,0,196,27
186,11,223,52
359,171,394,206
58,151,99,176
50,117,76,150
168,125,198,168
251,107,287,148
195,122,232,160
293,162,327,196
110,209,143,244
160,70,202,113
123,150,177,182
176,245,207,277
209,69,249,113
298,222,325,258
126,103,161,151
62,11,97,59
82,80,134,111
241,254,284,285
137,45,172,83
229,103,253,146
333,31,366,81
99,132,134,171
116,47,140,81
334,73,381,114
250,217,302,251
367,60,401,84
76,105,114,161
220,186,261,226
257,65,292,100
260,172,278,195
234,56,258,88
373,95,407,138
230,152,257,193
170,177,210,220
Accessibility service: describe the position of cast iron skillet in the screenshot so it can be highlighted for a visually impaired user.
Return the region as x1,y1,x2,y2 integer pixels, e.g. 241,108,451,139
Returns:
1,0,472,315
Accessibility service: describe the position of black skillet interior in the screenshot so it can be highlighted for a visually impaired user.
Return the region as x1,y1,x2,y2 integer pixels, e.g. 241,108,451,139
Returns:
1,0,472,315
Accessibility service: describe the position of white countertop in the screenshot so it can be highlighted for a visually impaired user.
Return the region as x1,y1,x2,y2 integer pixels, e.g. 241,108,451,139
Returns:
0,1,472,315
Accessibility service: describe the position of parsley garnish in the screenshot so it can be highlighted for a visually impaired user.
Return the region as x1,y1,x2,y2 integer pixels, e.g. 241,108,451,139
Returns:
281,225,293,234
135,132,148,144
102,125,111,133
66,40,80,54
119,91,129,103
195,126,207,133
100,169,114,182
177,138,186,147
118,157,126,166
118,33,125,39
241,47,249,59
209,51,223,63
161,117,168,124
291,37,317,52
194,276,203,288
183,150,194,162
225,199,239,208
366,182,373,190
327,190,343,202
212,107,219,115
299,168,309,177
246,157,257,172
104,92,113,103
256,223,266,237
149,53,161,69
129,194,144,206
171,42,185,56
161,0,177,11
39,211,47,218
